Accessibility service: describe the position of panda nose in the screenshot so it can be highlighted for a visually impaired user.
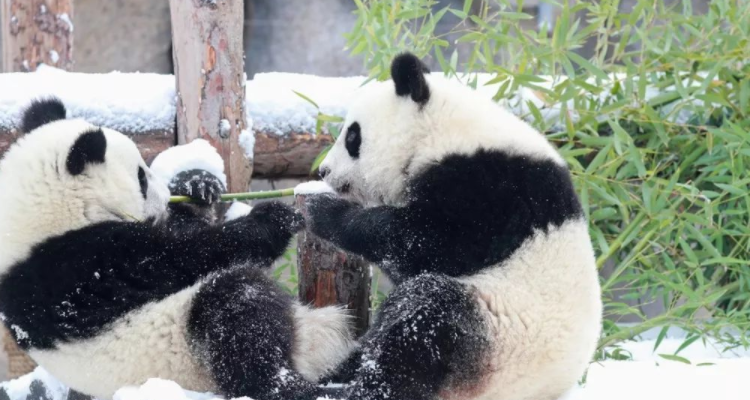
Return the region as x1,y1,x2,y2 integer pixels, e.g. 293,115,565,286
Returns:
318,167,331,179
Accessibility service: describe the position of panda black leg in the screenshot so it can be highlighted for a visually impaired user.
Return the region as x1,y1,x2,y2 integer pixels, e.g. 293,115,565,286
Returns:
187,267,322,400
341,274,491,400
318,348,364,385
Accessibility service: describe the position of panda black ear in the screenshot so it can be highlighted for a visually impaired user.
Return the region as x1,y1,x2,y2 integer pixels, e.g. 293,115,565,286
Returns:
391,52,431,106
67,129,107,175
20,97,67,133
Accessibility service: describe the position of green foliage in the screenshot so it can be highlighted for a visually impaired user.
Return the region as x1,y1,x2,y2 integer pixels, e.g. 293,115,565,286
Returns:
342,0,750,357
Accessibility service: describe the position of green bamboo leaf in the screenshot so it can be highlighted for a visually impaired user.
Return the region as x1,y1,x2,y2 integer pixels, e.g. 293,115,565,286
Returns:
658,354,691,364
566,51,608,81
653,326,670,352
292,91,320,109
310,145,332,174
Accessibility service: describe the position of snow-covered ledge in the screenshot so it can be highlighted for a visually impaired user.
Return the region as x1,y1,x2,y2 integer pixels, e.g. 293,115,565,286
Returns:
0,66,705,177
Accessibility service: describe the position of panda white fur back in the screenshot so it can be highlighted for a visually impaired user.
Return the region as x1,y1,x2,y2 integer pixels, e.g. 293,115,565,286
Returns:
307,53,602,400
0,99,354,400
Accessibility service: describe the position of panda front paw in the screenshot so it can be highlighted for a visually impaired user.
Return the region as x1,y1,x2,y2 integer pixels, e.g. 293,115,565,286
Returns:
305,194,355,242
250,201,306,234
169,169,226,205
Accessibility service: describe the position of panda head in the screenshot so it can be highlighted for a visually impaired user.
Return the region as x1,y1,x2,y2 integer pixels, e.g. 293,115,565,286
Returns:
0,98,170,270
318,52,563,206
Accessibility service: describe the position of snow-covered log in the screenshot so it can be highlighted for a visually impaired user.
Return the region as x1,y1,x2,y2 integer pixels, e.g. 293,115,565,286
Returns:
169,0,250,192
1,0,74,72
0,66,708,177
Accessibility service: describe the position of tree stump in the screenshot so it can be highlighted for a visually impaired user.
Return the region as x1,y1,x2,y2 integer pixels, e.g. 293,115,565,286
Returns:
295,194,371,337
1,0,74,72
169,0,252,193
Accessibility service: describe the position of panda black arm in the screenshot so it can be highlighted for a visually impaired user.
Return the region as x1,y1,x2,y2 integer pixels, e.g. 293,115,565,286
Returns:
0,201,301,349
306,195,407,263
308,150,585,282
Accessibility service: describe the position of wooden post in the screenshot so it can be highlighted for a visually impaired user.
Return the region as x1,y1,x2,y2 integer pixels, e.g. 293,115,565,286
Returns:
1,0,74,72
295,194,371,337
169,0,252,193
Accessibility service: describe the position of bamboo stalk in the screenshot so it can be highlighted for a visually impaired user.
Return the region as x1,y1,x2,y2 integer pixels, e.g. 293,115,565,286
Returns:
169,188,295,203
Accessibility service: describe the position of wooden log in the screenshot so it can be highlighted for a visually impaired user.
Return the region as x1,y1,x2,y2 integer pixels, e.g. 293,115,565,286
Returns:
0,127,175,167
295,194,371,337
253,131,333,177
169,0,251,192
0,125,326,178
1,0,74,72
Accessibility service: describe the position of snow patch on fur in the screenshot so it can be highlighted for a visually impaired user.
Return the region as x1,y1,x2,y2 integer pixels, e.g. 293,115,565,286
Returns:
149,139,227,188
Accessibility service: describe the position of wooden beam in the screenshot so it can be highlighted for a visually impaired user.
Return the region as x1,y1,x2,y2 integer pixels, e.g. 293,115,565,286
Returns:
1,0,74,72
295,194,371,337
169,0,251,192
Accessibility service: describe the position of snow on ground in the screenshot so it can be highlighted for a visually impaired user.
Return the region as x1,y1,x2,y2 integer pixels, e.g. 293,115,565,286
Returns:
1,336,747,400
149,139,227,188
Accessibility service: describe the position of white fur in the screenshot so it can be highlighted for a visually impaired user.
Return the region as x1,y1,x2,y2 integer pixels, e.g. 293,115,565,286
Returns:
29,283,215,400
0,119,169,275
291,304,356,382
455,220,601,400
320,69,602,400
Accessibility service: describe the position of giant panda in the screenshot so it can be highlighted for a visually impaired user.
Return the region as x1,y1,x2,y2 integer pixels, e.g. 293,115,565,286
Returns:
0,98,355,400
305,53,603,400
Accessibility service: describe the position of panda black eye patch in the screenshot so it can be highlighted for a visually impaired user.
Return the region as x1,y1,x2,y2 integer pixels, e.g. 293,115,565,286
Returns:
138,167,148,199
345,122,362,159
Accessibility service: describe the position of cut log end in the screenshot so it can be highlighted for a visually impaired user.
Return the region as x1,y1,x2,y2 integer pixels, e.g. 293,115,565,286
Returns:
295,194,371,337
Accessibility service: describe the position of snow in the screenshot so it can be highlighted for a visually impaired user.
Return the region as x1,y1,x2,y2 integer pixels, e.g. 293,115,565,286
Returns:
148,139,227,188
219,119,231,138
57,13,74,32
0,65,175,134
224,201,252,221
3,335,748,400
112,379,226,400
238,130,255,160
245,73,365,136
294,181,335,196
48,50,59,64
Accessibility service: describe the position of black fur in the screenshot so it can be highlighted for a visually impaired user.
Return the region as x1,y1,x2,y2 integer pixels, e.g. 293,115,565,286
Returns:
319,274,491,400
138,167,148,199
0,200,302,350
391,53,430,105
169,168,226,205
345,122,362,159
307,148,582,284
167,168,229,223
66,129,107,175
187,268,325,400
20,98,67,133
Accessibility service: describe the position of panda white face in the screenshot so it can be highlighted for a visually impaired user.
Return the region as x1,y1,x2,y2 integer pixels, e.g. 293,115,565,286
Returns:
0,99,169,272
319,53,564,206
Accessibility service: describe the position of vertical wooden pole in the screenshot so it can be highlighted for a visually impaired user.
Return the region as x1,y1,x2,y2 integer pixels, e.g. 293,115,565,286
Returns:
295,194,371,337
1,0,74,72
169,0,252,193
